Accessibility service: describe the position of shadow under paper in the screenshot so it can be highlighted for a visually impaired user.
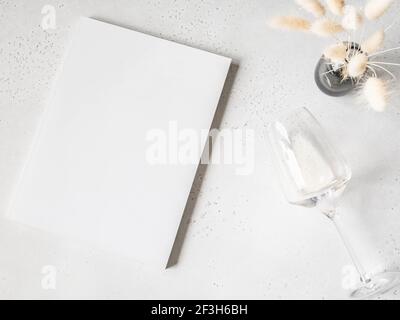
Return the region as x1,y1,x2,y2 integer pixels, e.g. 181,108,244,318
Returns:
166,64,239,268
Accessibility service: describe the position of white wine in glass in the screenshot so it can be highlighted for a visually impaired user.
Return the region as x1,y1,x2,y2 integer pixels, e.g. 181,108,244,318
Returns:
268,107,400,299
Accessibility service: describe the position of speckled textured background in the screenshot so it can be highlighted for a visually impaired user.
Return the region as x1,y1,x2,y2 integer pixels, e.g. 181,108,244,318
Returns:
1,0,400,299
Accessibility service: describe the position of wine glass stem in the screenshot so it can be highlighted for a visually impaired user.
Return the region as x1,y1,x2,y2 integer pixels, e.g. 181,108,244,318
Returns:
329,213,371,284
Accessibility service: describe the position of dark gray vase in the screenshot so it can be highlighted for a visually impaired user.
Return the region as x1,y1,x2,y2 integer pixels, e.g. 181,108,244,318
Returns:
314,42,361,97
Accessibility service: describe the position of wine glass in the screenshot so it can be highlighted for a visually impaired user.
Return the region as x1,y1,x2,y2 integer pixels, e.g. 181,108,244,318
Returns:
267,107,400,299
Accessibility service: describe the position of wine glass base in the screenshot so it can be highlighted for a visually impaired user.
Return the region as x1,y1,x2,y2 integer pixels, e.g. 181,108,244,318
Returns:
351,272,400,300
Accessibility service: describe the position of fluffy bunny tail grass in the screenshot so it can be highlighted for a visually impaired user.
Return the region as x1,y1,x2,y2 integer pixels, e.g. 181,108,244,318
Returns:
326,0,345,16
365,0,394,21
363,77,388,112
311,18,344,37
342,5,363,30
324,43,347,63
295,0,325,17
361,30,385,55
269,16,311,31
348,53,368,78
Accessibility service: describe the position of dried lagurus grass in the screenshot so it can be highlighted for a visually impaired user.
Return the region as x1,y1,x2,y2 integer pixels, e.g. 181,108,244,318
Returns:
361,30,385,54
327,0,345,16
342,5,363,30
311,18,344,37
324,43,347,63
363,77,389,112
295,0,326,17
347,53,368,78
365,0,394,20
269,16,311,31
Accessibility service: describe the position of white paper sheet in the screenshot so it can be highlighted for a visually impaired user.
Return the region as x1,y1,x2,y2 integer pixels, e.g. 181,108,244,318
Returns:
7,17,231,267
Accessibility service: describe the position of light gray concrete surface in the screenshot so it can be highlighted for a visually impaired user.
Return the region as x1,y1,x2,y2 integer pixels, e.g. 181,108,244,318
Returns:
1,0,400,299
